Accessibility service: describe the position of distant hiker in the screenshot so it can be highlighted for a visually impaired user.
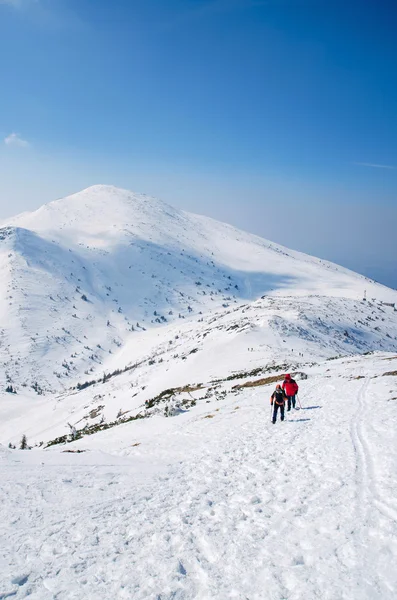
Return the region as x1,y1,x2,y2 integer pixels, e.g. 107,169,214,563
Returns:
282,374,299,411
270,384,286,424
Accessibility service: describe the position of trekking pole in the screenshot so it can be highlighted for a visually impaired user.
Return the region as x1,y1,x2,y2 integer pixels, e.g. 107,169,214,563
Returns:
270,403,273,422
297,395,303,410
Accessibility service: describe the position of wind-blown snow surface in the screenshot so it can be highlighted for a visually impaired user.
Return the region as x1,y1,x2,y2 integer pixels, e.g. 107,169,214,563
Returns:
1,184,396,392
1,353,397,599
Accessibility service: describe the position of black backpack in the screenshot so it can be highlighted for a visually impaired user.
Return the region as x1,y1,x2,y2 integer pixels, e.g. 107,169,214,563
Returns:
274,389,285,405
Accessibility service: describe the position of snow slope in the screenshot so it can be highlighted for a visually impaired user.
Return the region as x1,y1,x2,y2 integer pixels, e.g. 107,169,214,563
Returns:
1,353,397,599
2,291,397,451
1,184,397,599
1,184,396,392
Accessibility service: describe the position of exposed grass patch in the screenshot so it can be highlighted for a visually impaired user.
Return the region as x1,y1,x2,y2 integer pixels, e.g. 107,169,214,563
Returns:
180,384,203,393
88,405,104,419
232,374,282,389
211,363,292,384
383,371,397,377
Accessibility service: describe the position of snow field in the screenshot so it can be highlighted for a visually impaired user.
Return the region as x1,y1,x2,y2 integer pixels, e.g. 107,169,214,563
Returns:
1,353,396,599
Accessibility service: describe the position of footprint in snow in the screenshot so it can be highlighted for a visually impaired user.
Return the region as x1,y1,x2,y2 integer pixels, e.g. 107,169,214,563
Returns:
177,560,187,576
11,574,29,586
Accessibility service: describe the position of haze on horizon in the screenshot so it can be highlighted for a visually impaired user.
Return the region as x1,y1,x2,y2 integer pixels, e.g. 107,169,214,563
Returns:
0,0,396,288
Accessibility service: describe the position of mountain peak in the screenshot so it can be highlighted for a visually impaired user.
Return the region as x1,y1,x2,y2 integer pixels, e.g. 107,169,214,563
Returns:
68,184,152,200
80,184,124,194
5,184,176,237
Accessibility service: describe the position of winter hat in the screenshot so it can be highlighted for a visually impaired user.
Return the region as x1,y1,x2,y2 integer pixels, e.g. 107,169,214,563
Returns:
285,374,291,379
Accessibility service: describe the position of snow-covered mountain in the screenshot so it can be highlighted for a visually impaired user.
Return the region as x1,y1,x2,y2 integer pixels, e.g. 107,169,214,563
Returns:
1,185,397,599
1,184,396,394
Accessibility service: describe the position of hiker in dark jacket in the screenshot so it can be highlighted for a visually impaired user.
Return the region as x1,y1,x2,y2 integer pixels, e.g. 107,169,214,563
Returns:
282,374,299,411
270,384,286,424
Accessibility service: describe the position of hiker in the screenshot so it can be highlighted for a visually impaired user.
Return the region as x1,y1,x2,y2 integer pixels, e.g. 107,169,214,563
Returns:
282,373,299,411
270,384,286,424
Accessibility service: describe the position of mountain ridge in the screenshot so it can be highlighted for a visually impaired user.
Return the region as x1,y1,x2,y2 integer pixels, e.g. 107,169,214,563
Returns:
0,185,396,394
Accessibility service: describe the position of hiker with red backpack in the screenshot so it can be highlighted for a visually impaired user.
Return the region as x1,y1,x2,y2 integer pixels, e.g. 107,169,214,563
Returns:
282,374,299,411
270,384,287,424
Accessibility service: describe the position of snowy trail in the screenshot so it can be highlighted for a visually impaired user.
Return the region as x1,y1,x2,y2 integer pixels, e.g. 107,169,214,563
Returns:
348,378,397,598
351,380,397,522
1,360,397,599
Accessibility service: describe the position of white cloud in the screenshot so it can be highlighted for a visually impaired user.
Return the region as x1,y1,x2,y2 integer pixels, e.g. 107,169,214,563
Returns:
4,133,30,148
354,162,396,170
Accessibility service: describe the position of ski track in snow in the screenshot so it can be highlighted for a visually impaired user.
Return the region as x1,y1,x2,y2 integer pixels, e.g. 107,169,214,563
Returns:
348,377,397,599
1,359,397,600
353,380,397,522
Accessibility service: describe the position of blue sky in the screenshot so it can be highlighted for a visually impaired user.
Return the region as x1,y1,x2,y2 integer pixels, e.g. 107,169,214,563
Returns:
1,0,396,287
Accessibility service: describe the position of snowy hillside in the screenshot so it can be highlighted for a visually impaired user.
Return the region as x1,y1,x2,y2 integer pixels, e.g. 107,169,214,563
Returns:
1,184,397,599
1,352,397,599
0,184,396,393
